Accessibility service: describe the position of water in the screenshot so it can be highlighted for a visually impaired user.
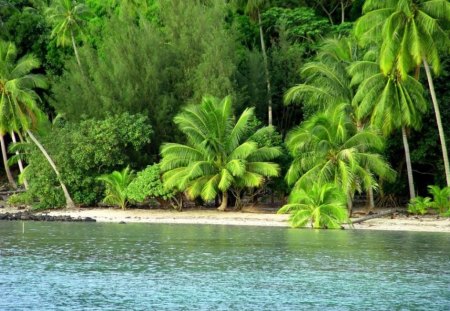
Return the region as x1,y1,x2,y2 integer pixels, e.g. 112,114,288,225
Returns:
0,222,449,310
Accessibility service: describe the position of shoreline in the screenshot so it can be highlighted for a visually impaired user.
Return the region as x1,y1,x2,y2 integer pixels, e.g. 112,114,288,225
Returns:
1,207,450,232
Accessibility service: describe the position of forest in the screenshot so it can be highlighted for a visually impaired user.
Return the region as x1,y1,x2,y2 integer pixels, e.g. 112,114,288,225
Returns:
1,0,449,228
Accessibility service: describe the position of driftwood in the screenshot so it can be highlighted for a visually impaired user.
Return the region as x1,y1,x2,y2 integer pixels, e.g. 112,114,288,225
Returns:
351,209,397,224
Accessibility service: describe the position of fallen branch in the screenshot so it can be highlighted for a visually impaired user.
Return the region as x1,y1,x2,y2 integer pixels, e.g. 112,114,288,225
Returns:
351,209,397,224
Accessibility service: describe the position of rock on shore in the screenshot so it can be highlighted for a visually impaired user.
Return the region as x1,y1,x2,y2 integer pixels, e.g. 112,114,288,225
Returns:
0,211,96,222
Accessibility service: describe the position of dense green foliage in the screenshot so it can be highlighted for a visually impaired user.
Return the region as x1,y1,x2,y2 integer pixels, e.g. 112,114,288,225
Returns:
278,183,349,229
0,0,449,220
126,164,180,208
97,166,134,209
160,96,281,210
23,113,152,208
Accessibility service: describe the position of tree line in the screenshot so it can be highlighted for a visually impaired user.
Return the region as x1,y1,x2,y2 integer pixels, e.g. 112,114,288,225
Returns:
1,0,449,228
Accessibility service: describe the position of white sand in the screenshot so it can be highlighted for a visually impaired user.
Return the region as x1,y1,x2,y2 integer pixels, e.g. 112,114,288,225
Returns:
46,208,290,227
350,216,450,233
2,206,450,232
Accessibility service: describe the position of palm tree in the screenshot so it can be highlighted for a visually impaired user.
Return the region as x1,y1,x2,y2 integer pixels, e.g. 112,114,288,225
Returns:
355,0,450,186
97,166,134,210
160,96,281,211
284,37,357,112
45,0,90,68
278,183,349,229
285,38,382,209
0,40,75,208
350,58,428,200
285,104,396,214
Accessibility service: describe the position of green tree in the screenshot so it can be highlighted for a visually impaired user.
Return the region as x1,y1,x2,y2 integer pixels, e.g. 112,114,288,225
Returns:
355,0,450,187
45,0,90,68
350,58,428,200
97,166,134,210
23,113,151,208
126,163,181,209
234,0,273,125
284,37,356,113
278,183,349,229
160,96,281,211
0,40,74,207
285,104,396,214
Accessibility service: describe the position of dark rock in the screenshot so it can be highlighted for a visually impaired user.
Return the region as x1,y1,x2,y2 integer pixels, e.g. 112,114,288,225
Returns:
119,221,126,224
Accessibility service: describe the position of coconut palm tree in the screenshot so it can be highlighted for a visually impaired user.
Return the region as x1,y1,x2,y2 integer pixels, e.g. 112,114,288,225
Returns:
285,104,396,214
160,96,281,211
355,0,450,186
278,183,349,229
0,40,75,208
284,37,357,112
97,166,134,210
350,58,428,200
45,0,90,68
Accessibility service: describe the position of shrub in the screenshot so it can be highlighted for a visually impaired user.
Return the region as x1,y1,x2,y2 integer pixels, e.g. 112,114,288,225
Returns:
7,192,34,207
278,183,349,229
97,167,134,209
407,196,431,215
24,113,152,208
126,164,181,209
428,185,450,215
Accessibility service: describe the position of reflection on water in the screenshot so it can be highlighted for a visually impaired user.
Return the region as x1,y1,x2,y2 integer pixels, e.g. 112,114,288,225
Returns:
1,222,449,310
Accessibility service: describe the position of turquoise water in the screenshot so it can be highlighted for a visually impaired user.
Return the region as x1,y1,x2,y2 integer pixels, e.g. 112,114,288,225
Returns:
0,222,449,310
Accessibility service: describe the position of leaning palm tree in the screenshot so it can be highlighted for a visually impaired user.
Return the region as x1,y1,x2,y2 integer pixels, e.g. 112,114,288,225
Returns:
0,40,75,208
45,0,90,68
355,0,450,186
160,96,281,211
350,58,428,200
285,104,396,214
278,183,349,229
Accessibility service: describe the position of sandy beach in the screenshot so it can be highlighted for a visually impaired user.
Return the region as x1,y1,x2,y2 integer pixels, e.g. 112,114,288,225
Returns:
43,207,450,232
1,206,450,232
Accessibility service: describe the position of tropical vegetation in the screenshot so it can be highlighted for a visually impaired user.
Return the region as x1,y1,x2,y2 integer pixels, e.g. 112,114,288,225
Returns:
1,0,449,226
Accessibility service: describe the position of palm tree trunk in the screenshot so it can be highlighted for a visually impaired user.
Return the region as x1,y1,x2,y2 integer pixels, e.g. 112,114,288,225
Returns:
257,10,273,126
71,30,82,69
10,131,28,190
340,0,345,24
0,134,17,189
218,191,228,211
368,187,375,210
402,126,415,200
347,192,353,216
423,58,450,187
26,130,75,208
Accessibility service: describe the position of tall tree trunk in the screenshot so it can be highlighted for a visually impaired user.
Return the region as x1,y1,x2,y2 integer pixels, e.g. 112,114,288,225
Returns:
340,0,345,24
10,131,28,190
402,126,415,200
347,192,353,216
0,134,17,189
368,187,375,210
257,10,273,126
423,59,450,187
218,191,228,211
26,130,75,208
71,30,82,69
